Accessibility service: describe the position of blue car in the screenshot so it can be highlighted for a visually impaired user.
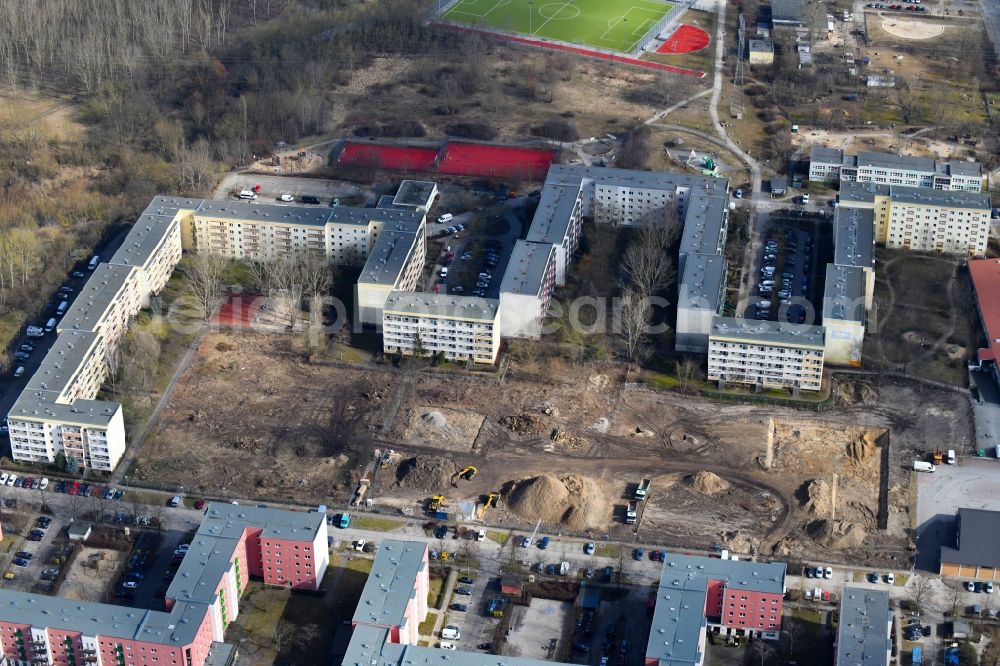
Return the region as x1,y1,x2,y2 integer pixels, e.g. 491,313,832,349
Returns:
633,547,644,561
12,558,29,567
538,536,550,550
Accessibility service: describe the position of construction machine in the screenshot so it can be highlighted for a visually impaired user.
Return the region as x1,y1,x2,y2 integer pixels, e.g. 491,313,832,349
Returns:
451,466,478,486
427,495,446,512
932,449,944,465
477,491,501,520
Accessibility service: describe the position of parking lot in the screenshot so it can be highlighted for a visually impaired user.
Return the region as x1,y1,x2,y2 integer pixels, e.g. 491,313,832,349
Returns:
915,458,1000,571
433,206,530,300
743,213,830,326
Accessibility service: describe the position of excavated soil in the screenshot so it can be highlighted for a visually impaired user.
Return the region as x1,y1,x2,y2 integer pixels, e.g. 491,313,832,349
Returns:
686,471,730,495
506,474,611,531
395,455,459,492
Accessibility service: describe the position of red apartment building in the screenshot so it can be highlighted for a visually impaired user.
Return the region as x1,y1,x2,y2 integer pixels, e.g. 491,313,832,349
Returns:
0,503,328,666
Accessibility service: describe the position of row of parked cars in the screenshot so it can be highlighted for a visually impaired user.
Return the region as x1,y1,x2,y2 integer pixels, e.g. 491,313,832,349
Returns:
866,2,928,10
0,472,47,490
804,565,834,579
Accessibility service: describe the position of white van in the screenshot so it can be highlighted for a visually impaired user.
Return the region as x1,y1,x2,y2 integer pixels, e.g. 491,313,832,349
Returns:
441,625,461,640
946,449,956,464
45,318,57,332
437,213,454,224
14,366,25,377
913,461,936,472
56,301,69,315
169,496,182,507
238,190,258,200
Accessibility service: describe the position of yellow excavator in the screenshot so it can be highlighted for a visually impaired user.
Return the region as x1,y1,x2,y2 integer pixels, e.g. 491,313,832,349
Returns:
451,466,477,487
427,495,446,512
477,491,501,520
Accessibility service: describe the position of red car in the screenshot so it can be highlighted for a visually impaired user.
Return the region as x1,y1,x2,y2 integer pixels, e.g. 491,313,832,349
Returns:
69,481,81,496
22,477,33,489
194,499,205,510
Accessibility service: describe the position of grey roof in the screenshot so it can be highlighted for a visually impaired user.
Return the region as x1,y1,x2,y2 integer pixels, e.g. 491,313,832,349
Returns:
499,240,554,296
772,0,808,22
359,225,423,286
383,291,499,322
856,150,934,173
771,175,787,192
889,185,990,209
0,591,205,646
197,502,324,541
660,553,787,595
525,183,581,246
342,624,560,666
353,540,427,627
544,164,726,192
680,194,728,256
59,263,138,334
678,253,727,311
166,534,240,605
646,570,708,666
834,208,875,269
8,330,121,427
836,587,892,666
393,180,437,208
940,508,1000,568
749,39,773,52
838,181,889,205
811,146,845,165
947,160,982,178
711,316,826,349
823,265,867,323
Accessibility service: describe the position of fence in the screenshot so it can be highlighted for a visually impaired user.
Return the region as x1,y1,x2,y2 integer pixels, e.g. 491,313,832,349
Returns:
633,0,693,55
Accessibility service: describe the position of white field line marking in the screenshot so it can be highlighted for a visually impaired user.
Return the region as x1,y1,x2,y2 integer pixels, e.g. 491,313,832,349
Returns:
532,0,576,35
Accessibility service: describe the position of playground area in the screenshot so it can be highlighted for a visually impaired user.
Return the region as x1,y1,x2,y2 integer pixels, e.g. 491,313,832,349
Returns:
441,0,677,54
656,24,710,53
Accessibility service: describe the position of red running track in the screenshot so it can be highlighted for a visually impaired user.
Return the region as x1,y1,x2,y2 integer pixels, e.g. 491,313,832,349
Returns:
432,23,706,78
439,143,557,181
657,24,711,54
338,143,439,171
213,292,265,327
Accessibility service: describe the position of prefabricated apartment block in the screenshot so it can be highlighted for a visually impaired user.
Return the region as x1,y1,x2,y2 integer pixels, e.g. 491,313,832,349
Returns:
834,587,892,666
7,190,432,472
837,181,991,256
382,292,501,364
0,504,328,666
809,147,984,192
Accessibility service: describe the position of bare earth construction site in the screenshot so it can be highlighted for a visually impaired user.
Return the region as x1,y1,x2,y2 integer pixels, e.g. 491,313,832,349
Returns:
139,332,971,567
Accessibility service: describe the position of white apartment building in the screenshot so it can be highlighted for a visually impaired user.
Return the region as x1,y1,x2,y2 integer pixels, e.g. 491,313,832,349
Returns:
8,330,125,471
838,182,991,256
676,193,730,352
382,292,501,364
498,240,557,339
57,264,142,349
707,318,825,392
809,147,984,192
110,198,186,304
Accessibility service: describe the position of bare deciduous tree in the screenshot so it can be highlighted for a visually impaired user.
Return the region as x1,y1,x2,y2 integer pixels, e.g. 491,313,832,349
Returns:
183,252,228,320
911,575,933,614
622,218,680,298
616,289,652,362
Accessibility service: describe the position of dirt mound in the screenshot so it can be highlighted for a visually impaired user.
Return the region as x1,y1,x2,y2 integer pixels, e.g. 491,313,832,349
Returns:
395,456,458,491
507,474,610,530
847,432,876,462
686,471,730,495
720,531,759,554
421,411,448,428
501,413,545,434
806,519,867,550
799,479,832,516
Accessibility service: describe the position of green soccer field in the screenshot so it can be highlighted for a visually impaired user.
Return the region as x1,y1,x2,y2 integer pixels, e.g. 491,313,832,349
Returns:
442,0,675,54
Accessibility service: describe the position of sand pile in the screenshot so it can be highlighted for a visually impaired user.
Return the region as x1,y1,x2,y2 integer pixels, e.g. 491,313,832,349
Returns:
799,479,832,516
395,456,458,491
807,519,867,550
421,411,448,428
847,432,876,462
507,474,610,530
686,471,730,495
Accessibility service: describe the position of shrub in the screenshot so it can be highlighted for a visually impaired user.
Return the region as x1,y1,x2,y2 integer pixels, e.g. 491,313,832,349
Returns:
530,119,580,142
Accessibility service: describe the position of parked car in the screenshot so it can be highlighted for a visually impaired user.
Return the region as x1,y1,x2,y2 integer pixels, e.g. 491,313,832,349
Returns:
300,195,321,205
454,587,473,596
458,576,474,585
633,547,644,560
278,194,294,202
450,603,468,612
585,542,595,555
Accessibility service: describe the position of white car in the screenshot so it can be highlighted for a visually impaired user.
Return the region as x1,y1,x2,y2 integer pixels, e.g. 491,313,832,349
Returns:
823,566,832,579
0,473,7,485
279,194,294,202
6,474,16,487
39,478,48,490
238,190,258,200
885,573,895,585
441,625,461,640
438,642,456,650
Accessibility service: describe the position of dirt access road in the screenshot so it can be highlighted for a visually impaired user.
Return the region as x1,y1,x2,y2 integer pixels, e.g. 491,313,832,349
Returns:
142,333,970,567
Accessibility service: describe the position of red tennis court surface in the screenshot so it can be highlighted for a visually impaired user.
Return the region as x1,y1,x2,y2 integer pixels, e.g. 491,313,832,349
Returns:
439,143,557,181
338,143,439,171
657,25,711,54
432,23,706,78
213,292,266,328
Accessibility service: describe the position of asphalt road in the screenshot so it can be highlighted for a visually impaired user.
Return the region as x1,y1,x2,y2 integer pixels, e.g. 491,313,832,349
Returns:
982,0,1000,57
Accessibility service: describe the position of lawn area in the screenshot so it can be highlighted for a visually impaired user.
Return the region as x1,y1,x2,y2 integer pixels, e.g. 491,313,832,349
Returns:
350,516,405,532
487,530,510,546
418,610,439,637
595,543,621,558
442,0,675,54
345,557,374,575
428,576,445,609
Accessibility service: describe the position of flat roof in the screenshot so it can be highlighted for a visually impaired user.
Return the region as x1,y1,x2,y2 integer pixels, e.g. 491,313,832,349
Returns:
947,160,982,178
353,540,427,627
678,253,727,311
110,212,181,271
834,207,875,269
646,570,707,666
811,146,845,164
679,193,728,256
499,240,554,296
823,265,867,323
888,185,990,210
383,291,499,322
838,181,889,204
59,263,138,334
969,259,1000,367
544,164,726,192
836,587,892,666
25,330,103,398
166,534,240,606
856,150,934,173
359,225,422,287
940,508,1000,569
0,591,204,646
525,183,581,246
342,624,558,666
711,316,826,349
197,502,324,542
749,39,773,51
660,553,787,595
393,180,437,208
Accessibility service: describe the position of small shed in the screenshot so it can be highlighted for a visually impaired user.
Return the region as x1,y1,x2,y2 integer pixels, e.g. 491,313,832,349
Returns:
770,176,788,196
500,575,523,595
749,39,775,65
68,521,92,542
